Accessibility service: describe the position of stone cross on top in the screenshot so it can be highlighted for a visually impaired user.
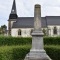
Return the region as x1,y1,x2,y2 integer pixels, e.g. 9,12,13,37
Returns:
34,4,41,31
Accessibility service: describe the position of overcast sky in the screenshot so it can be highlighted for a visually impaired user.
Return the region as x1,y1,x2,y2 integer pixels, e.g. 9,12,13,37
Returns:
0,0,60,28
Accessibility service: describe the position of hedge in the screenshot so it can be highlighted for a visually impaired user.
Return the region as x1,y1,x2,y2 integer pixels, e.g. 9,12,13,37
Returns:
0,45,31,60
0,45,60,60
0,36,32,46
0,36,60,46
45,45,60,60
44,37,60,45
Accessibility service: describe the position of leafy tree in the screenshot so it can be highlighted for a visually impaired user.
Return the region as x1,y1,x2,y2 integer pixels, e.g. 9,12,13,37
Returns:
1,25,7,30
0,25,7,35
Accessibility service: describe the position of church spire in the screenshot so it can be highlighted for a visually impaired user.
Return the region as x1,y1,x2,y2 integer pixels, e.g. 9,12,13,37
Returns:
11,0,17,14
9,0,18,19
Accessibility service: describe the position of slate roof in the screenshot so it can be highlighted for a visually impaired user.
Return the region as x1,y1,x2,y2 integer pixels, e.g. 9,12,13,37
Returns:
12,17,47,28
46,16,60,25
12,16,60,28
8,0,18,19
11,0,17,14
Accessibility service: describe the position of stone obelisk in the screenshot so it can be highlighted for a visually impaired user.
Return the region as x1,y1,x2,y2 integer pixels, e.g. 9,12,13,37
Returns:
24,4,51,60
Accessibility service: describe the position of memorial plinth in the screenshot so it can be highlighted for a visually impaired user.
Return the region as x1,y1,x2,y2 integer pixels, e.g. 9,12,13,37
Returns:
24,4,51,60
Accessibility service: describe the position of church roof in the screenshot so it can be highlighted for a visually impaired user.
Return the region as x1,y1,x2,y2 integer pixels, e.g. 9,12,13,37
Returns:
9,0,18,19
11,0,17,14
12,16,60,28
46,16,60,25
12,17,47,28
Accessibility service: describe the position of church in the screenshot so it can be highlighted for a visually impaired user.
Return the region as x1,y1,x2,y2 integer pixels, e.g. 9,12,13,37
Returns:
8,0,60,37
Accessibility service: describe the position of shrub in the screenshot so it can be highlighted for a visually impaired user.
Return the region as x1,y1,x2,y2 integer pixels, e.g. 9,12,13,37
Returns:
0,45,60,60
0,36,60,46
45,45,60,60
0,36,32,46
44,37,60,45
12,45,30,60
0,45,31,60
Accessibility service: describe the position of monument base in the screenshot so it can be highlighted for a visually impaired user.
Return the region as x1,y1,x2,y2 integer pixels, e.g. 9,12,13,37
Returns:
24,49,51,60
24,31,51,60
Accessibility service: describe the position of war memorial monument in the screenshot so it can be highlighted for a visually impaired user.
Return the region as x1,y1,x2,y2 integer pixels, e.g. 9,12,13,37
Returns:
24,4,51,60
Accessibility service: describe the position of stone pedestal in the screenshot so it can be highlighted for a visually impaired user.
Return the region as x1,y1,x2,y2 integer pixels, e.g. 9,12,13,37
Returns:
24,31,51,60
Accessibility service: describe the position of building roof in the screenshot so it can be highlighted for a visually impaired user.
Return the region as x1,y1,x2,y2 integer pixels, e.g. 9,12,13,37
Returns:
12,17,47,28
12,16,60,28
11,0,17,14
46,16,60,25
9,0,18,19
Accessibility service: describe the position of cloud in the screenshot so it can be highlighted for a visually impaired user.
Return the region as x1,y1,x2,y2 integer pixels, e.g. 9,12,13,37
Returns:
0,0,60,27
16,0,60,17
43,0,60,7
42,0,60,16
42,6,60,16
16,0,44,17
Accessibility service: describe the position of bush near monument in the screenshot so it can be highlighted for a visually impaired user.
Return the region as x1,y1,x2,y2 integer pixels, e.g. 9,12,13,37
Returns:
0,36,32,46
0,36,60,46
0,36,60,60
44,37,60,45
0,45,59,60
45,45,60,60
0,45,30,60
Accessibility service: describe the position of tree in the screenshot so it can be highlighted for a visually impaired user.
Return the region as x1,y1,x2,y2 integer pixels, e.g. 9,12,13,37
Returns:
1,25,7,30
0,25,7,35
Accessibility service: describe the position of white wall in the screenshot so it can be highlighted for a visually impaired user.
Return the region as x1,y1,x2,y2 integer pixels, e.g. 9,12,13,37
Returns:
48,25,60,36
11,28,33,37
11,25,60,37
11,29,18,37
21,28,31,37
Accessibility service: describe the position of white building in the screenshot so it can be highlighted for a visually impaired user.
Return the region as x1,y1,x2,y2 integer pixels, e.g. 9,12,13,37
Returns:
8,0,60,37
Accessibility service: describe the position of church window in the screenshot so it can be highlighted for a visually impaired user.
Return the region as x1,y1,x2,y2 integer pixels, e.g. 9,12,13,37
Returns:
30,29,33,35
42,28,46,36
53,26,57,34
18,29,21,35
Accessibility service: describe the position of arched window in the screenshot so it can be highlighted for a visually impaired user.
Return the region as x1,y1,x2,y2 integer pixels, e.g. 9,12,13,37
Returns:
53,27,57,34
18,29,21,35
42,28,46,36
30,29,33,35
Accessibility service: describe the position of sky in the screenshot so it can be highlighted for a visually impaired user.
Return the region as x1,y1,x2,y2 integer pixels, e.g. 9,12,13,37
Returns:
0,0,60,28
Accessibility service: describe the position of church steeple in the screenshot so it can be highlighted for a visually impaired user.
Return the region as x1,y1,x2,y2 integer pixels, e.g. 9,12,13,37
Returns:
9,0,18,19
11,0,17,14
